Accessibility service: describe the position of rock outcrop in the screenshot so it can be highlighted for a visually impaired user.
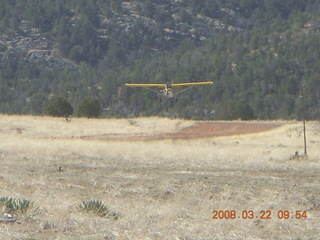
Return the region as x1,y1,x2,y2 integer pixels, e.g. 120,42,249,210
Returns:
0,25,77,70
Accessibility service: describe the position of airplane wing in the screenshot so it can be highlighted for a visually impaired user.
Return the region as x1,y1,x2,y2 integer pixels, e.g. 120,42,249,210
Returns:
171,81,213,88
125,83,166,88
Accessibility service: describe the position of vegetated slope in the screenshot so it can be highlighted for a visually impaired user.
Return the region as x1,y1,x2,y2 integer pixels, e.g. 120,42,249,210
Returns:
0,1,320,119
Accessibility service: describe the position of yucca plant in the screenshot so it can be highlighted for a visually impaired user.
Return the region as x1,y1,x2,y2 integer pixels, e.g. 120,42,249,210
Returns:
77,200,120,219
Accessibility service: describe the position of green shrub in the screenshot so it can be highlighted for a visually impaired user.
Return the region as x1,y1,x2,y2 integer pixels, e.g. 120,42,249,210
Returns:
76,96,101,118
235,100,255,120
218,100,255,120
45,96,73,117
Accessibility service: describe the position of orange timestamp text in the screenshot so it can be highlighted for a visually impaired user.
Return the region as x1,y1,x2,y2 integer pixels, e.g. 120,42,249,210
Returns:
212,210,307,220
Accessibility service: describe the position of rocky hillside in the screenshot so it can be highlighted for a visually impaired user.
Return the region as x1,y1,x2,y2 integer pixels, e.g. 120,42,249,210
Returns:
0,24,76,70
0,0,241,69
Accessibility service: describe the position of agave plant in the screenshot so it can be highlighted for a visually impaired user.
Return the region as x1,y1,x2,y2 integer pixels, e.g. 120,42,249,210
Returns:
77,200,120,219
0,196,40,216
0,196,10,207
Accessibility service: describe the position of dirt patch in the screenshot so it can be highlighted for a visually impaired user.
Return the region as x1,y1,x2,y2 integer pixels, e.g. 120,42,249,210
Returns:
81,121,284,141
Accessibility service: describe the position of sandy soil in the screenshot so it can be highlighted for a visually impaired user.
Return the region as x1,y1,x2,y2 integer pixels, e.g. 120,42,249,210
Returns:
0,115,319,240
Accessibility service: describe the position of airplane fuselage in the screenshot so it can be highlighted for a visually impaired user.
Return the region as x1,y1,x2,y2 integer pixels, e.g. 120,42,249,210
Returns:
162,84,174,98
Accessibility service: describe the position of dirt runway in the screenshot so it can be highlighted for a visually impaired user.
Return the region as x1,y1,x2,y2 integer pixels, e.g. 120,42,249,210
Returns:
81,121,284,141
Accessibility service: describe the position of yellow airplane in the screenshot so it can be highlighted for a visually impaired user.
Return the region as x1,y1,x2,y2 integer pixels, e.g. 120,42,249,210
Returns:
125,81,213,98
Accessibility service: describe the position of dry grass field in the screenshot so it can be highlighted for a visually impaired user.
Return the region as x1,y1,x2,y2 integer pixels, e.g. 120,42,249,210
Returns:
0,114,320,240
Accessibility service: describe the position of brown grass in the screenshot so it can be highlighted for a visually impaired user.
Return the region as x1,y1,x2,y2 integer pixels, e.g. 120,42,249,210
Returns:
0,114,319,239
